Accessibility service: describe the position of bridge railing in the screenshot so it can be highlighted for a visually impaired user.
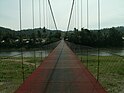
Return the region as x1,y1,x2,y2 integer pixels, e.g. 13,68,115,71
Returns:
66,41,124,93
0,40,60,93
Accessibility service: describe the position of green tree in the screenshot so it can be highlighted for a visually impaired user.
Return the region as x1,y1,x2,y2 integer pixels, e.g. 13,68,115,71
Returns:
37,30,42,43
107,28,123,47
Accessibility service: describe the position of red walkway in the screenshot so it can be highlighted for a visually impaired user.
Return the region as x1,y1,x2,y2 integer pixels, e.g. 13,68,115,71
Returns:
15,40,107,93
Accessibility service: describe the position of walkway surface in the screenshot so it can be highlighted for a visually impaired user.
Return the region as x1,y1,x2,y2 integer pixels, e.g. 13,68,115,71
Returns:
15,40,107,93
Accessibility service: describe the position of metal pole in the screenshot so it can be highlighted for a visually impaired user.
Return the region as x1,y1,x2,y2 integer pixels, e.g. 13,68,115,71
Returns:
19,0,24,82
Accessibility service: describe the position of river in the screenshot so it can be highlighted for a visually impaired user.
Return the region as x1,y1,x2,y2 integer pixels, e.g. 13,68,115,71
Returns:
76,48,124,56
0,50,50,57
0,48,124,57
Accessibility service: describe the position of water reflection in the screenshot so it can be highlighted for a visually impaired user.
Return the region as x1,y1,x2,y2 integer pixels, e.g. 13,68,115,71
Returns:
0,50,49,57
0,48,124,57
76,48,124,56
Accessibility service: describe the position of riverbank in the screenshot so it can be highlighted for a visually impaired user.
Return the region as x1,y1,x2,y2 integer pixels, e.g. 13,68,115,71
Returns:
0,56,43,93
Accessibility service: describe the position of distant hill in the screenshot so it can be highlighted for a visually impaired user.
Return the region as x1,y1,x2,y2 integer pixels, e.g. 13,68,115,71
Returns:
0,26,124,33
0,26,15,33
0,26,61,37
0,26,62,49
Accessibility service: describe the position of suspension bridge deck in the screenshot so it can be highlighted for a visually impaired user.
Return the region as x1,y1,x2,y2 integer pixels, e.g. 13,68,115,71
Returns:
15,40,107,93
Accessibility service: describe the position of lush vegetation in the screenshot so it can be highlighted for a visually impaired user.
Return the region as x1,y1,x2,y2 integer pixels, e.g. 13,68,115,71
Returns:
0,26,124,48
79,55,124,93
0,27,61,49
65,27,124,47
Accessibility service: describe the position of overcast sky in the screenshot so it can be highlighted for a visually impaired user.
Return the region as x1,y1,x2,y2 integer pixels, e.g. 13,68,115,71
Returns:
0,0,124,31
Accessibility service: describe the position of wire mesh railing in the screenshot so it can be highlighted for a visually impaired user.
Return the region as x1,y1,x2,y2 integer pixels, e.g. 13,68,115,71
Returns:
0,41,60,93
66,41,124,93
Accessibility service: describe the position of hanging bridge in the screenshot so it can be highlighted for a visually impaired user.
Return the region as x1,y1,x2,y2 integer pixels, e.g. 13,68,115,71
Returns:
0,0,124,93
15,40,107,93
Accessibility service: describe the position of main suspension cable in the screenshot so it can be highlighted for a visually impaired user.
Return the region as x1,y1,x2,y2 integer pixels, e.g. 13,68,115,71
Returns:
48,0,58,30
67,0,75,31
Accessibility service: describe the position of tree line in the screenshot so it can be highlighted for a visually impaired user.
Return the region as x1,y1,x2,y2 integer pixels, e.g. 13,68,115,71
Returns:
0,27,61,49
0,26,124,49
64,27,124,47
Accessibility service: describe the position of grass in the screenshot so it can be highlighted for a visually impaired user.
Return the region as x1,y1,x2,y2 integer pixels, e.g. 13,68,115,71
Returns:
0,54,123,93
0,56,42,93
79,55,124,93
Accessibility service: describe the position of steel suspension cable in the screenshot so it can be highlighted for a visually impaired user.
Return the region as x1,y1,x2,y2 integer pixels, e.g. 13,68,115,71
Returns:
67,0,75,31
43,0,46,27
87,0,89,29
81,0,83,28
85,0,89,68
39,0,41,28
19,0,22,31
32,0,36,69
74,0,76,28
48,5,50,29
97,0,101,81
32,0,35,29
46,4,50,29
19,0,24,82
98,0,101,30
77,0,79,29
48,0,58,30
46,0,48,28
